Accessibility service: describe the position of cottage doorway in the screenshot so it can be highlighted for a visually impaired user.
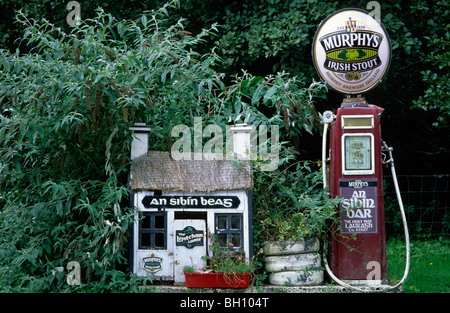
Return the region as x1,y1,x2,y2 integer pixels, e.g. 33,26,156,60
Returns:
173,218,207,283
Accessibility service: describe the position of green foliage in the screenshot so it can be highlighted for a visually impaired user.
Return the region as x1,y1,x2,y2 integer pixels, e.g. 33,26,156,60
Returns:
165,0,339,83
173,0,450,171
411,21,449,128
0,2,326,291
202,233,255,274
182,265,195,273
1,0,449,171
253,161,341,242
383,0,449,130
210,0,338,74
0,2,221,292
387,238,450,293
1,4,197,291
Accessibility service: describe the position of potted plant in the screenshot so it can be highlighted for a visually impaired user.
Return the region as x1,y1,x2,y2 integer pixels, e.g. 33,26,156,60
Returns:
183,233,255,288
259,210,325,286
253,161,342,286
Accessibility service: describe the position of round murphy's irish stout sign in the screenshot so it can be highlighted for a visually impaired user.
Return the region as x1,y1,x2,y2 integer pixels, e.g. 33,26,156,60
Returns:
312,8,391,95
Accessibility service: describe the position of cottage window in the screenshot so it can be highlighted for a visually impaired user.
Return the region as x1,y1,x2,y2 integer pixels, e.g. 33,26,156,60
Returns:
215,214,243,250
139,212,167,249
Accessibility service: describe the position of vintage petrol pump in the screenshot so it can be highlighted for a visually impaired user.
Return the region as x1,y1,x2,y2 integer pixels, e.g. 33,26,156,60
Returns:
312,9,410,290
327,99,387,282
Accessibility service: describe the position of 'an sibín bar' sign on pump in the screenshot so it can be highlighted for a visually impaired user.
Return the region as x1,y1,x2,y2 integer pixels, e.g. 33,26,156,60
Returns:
312,8,391,94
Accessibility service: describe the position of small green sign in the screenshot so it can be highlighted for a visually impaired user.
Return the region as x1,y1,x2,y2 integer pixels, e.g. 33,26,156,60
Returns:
176,226,204,249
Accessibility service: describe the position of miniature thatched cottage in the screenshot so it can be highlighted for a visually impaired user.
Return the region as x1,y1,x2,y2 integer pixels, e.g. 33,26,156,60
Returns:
128,123,253,282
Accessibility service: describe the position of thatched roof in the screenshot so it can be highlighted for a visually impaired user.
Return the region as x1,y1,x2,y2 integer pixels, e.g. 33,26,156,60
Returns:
129,151,253,192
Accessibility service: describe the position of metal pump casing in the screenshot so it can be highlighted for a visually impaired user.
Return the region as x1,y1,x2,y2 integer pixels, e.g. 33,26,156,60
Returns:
328,102,387,281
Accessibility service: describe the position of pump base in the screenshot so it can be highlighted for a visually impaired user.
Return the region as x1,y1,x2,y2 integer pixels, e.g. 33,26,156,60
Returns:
341,279,383,286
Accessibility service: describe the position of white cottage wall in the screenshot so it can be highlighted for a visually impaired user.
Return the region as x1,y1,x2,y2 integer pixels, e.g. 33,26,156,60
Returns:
129,123,253,282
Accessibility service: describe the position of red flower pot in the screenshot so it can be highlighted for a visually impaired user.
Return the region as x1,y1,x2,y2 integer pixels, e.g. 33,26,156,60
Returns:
184,271,251,288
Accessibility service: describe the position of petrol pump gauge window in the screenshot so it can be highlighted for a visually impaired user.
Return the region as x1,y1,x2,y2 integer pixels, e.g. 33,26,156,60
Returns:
343,134,374,174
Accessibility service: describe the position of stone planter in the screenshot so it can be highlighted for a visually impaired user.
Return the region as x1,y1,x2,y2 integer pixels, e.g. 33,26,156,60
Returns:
263,238,324,286
263,238,320,256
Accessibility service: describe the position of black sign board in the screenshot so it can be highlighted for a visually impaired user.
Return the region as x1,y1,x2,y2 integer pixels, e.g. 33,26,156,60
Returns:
142,195,241,209
176,226,204,248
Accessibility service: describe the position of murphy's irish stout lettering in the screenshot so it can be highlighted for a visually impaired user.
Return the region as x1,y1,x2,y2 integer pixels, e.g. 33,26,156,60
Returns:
312,9,391,94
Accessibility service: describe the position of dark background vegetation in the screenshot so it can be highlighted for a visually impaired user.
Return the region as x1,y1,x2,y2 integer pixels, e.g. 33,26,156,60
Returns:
1,0,448,174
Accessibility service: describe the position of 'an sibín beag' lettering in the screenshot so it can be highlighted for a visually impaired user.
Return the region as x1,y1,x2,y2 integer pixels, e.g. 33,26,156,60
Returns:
142,195,241,209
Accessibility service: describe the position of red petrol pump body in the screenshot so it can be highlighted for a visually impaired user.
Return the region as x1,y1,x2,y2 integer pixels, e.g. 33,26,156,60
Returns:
328,99,387,281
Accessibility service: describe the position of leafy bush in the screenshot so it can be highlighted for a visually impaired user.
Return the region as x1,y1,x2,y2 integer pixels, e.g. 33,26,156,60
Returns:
0,2,326,291
253,161,341,242
202,233,255,274
0,2,226,291
0,3,190,292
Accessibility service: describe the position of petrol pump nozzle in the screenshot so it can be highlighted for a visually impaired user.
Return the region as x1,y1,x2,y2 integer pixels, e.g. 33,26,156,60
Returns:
382,141,394,165
322,110,334,124
321,111,334,190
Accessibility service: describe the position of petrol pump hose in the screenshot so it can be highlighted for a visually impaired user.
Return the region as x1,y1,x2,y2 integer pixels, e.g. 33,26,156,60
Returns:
321,119,410,292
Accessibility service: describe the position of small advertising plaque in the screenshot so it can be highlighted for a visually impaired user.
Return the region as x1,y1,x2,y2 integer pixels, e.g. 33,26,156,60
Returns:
143,256,163,273
339,179,378,234
176,226,204,249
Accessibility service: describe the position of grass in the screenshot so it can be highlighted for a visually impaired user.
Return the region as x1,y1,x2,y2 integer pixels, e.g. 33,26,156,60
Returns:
386,238,450,293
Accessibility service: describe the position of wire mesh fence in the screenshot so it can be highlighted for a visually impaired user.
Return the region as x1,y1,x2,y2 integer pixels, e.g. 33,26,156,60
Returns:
384,174,450,239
